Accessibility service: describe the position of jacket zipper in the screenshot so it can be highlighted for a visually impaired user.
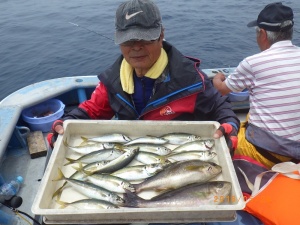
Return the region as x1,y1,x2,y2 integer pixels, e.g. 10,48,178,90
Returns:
117,81,203,119
140,82,203,117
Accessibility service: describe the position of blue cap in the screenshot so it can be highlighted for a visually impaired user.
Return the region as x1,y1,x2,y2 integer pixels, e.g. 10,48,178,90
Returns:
16,176,24,183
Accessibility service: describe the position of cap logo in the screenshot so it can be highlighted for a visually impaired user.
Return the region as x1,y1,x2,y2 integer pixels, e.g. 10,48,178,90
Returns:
125,10,143,20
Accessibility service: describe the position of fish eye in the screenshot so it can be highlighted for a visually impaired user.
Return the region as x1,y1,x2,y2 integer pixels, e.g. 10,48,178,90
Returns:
217,183,224,188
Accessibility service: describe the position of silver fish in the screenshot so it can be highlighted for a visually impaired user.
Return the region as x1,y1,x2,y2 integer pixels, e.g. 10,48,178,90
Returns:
117,143,172,156
86,174,135,193
73,161,111,174
52,162,109,199
124,136,168,146
160,132,202,145
53,169,124,205
83,147,139,174
56,199,119,209
172,139,215,153
111,163,166,181
81,133,132,144
64,139,115,154
135,151,170,164
124,181,232,208
167,151,217,162
132,160,222,194
64,149,124,165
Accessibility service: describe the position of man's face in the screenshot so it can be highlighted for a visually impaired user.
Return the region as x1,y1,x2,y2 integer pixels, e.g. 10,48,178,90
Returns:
120,32,164,76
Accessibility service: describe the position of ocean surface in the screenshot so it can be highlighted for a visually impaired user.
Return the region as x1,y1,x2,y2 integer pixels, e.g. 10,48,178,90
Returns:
1,0,300,101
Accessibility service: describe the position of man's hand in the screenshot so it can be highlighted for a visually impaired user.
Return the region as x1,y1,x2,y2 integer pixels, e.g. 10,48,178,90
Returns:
212,72,232,96
47,120,64,148
213,123,238,156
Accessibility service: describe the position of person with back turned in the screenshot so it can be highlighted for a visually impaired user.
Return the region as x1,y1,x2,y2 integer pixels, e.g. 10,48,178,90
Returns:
213,2,300,169
48,0,240,154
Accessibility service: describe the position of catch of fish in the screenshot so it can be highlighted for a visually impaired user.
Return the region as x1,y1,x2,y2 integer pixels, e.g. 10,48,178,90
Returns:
52,132,233,210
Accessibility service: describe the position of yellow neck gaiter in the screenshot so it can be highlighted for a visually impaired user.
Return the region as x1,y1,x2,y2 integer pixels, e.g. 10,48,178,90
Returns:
120,48,168,94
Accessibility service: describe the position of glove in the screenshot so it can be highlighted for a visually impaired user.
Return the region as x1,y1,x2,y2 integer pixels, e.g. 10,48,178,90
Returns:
47,120,64,148
215,123,238,156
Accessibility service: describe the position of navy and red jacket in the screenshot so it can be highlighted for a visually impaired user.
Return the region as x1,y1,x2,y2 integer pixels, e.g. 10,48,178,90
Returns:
62,41,240,129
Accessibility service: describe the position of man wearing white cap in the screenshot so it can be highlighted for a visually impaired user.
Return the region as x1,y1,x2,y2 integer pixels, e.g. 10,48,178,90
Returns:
48,0,240,154
213,2,300,168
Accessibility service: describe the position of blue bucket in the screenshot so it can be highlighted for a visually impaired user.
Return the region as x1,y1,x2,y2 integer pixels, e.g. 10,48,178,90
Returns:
21,99,65,132
228,89,249,102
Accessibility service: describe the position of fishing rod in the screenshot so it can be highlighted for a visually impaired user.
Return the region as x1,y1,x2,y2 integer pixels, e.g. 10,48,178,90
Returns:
69,22,114,42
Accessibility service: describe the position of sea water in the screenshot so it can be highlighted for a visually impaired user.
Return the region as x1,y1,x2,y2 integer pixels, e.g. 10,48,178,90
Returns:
0,0,300,101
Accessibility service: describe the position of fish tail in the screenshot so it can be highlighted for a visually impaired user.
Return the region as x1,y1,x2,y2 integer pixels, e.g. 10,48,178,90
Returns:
80,136,89,145
79,141,88,147
63,138,69,147
72,162,93,176
123,190,141,207
72,161,83,172
52,182,66,199
64,157,75,166
52,169,67,199
114,143,124,150
52,168,66,181
56,200,67,209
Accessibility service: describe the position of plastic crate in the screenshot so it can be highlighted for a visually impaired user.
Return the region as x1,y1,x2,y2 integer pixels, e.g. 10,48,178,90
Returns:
32,120,245,224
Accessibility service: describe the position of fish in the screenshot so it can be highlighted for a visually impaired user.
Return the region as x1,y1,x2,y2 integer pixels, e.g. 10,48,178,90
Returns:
63,139,115,154
132,160,222,194
124,181,232,208
52,168,124,205
81,133,132,144
52,162,109,199
123,136,168,146
56,199,119,209
167,151,217,162
64,149,124,165
135,151,170,164
86,174,135,193
80,147,139,174
160,132,202,145
111,163,166,181
116,143,172,156
172,139,215,153
73,161,111,174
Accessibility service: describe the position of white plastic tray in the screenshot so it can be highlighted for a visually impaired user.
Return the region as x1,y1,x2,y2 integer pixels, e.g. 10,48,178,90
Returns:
32,120,245,224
